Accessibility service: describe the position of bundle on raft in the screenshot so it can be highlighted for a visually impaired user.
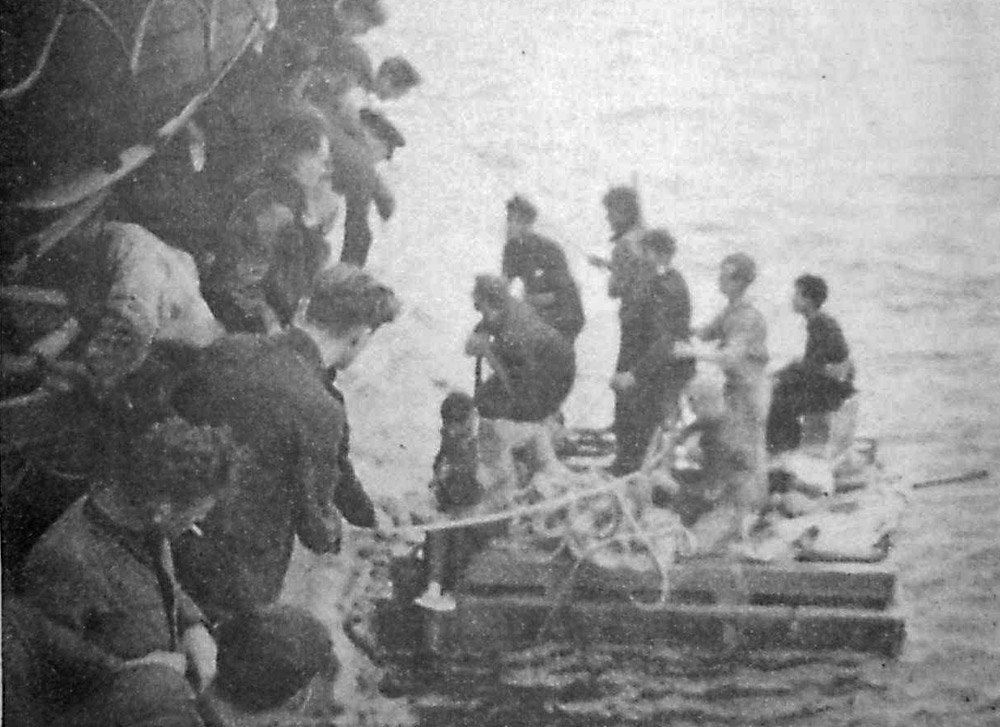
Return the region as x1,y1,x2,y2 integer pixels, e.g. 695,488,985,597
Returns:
375,423,910,659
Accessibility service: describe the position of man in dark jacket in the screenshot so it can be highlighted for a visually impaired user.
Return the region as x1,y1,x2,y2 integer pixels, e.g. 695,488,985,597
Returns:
502,195,585,343
205,113,337,335
16,419,243,727
466,275,575,504
467,275,576,424
172,265,399,618
609,229,696,475
766,274,855,453
588,185,646,302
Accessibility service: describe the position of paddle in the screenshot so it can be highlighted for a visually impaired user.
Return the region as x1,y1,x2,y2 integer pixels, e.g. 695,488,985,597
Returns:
912,469,990,490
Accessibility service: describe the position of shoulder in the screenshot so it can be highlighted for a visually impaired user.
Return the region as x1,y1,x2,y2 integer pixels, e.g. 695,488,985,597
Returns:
656,268,690,296
22,499,91,580
810,311,843,334
202,333,266,365
533,234,568,259
178,334,272,396
502,238,522,260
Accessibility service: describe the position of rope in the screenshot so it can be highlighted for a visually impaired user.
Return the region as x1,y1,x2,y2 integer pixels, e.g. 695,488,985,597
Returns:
414,479,626,533
0,1,68,100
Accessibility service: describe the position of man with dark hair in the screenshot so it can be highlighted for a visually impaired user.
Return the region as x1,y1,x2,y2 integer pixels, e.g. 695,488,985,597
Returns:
467,275,576,424
17,419,245,727
766,274,855,453
374,56,422,100
172,265,400,619
466,275,575,504
502,194,585,342
338,110,407,266
205,112,337,335
608,229,696,475
589,185,646,300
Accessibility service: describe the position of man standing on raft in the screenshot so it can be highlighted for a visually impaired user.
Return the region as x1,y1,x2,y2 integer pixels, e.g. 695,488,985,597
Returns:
502,195,585,344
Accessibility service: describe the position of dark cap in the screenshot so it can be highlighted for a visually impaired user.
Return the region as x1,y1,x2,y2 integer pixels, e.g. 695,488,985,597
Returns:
794,273,828,307
376,56,422,90
602,185,641,225
721,252,757,285
642,228,677,258
505,195,538,223
339,0,387,28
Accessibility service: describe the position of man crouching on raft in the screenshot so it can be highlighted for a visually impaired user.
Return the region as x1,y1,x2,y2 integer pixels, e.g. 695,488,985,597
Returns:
465,275,576,508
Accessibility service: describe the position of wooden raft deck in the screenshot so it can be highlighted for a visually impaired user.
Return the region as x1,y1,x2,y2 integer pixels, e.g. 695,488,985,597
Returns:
376,547,905,657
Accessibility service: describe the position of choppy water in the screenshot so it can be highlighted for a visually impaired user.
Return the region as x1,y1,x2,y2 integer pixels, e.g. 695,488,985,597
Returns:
358,0,1000,724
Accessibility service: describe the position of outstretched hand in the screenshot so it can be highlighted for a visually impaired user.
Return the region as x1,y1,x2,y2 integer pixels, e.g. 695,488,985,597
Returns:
587,254,611,270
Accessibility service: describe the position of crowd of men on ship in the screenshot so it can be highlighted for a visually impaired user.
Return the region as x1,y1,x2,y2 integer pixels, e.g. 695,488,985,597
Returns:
0,1,857,723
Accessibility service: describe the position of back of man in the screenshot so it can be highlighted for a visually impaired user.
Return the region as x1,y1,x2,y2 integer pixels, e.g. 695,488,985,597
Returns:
171,329,345,615
485,297,576,423
502,231,585,342
611,245,695,475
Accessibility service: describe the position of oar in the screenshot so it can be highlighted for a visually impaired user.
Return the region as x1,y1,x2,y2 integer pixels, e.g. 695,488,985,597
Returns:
912,469,990,490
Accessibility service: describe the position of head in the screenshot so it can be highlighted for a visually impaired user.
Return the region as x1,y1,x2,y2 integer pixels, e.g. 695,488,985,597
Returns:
505,195,538,239
215,605,334,712
266,113,332,193
792,274,827,315
296,264,400,369
123,418,246,539
440,391,477,441
602,186,641,235
359,108,406,162
641,228,677,266
718,252,757,299
375,56,422,100
334,0,386,36
472,274,511,328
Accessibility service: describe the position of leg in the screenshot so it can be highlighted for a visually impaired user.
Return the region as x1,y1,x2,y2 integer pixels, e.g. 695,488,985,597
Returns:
723,376,770,539
476,418,519,509
339,195,373,267
766,371,805,453
414,531,457,612
612,387,664,475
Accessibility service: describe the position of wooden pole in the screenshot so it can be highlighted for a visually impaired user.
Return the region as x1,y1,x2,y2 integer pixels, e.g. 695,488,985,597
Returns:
912,469,989,490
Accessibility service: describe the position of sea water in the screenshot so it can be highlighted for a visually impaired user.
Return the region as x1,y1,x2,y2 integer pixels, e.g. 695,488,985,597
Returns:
350,0,1000,724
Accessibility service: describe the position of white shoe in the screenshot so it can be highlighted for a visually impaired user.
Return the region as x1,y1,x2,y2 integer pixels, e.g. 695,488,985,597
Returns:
414,582,457,612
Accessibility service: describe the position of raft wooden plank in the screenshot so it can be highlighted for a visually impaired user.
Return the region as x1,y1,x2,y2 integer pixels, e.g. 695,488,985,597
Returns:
459,549,896,609
434,595,905,657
